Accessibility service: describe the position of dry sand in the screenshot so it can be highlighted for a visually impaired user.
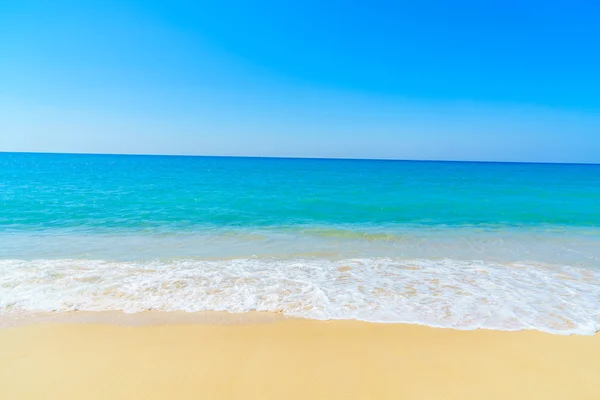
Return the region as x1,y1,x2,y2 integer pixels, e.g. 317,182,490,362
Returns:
1,314,599,399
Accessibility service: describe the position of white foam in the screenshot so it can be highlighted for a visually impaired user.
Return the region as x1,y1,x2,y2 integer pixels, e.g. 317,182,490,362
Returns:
1,258,598,335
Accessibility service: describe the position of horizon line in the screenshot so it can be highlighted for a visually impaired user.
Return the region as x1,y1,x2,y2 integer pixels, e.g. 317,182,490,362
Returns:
1,150,599,166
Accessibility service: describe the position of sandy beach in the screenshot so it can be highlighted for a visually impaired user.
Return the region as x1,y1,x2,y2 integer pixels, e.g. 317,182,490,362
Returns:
1,314,599,400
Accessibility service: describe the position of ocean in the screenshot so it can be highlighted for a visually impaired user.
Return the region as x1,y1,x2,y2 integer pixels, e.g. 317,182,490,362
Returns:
1,152,599,334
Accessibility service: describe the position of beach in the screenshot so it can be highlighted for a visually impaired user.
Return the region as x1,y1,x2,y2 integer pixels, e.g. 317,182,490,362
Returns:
2,154,599,398
3,0,599,397
1,314,599,400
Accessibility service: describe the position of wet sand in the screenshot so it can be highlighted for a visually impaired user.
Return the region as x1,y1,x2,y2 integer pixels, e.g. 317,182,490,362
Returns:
1,314,599,399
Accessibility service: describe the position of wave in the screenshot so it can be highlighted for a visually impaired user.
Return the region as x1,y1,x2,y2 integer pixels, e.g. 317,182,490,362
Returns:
1,258,599,335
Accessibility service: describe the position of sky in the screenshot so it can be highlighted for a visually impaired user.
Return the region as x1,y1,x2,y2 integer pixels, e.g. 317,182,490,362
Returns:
1,0,599,163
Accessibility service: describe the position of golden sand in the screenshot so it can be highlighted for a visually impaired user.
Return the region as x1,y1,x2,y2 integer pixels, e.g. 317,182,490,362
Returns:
1,316,599,399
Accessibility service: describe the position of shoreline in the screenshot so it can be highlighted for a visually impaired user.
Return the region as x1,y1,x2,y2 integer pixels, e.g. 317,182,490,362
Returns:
1,314,599,399
3,256,598,336
2,310,596,335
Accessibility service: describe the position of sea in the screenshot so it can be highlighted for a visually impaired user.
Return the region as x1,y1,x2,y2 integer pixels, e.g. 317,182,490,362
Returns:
1,152,599,334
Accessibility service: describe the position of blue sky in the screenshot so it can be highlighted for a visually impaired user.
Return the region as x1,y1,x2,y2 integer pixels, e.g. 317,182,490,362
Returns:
1,0,599,163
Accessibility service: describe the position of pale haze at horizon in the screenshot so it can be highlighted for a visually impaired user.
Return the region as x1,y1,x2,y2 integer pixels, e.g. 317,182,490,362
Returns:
1,1,599,163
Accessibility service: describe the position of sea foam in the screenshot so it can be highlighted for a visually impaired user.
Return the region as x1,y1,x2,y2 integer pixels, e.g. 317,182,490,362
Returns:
1,258,598,335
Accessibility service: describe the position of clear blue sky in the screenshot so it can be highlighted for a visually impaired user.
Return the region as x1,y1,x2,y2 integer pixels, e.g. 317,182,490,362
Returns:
1,0,599,163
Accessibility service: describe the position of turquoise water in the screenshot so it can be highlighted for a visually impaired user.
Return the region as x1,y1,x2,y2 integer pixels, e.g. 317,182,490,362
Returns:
2,153,600,230
1,152,599,334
